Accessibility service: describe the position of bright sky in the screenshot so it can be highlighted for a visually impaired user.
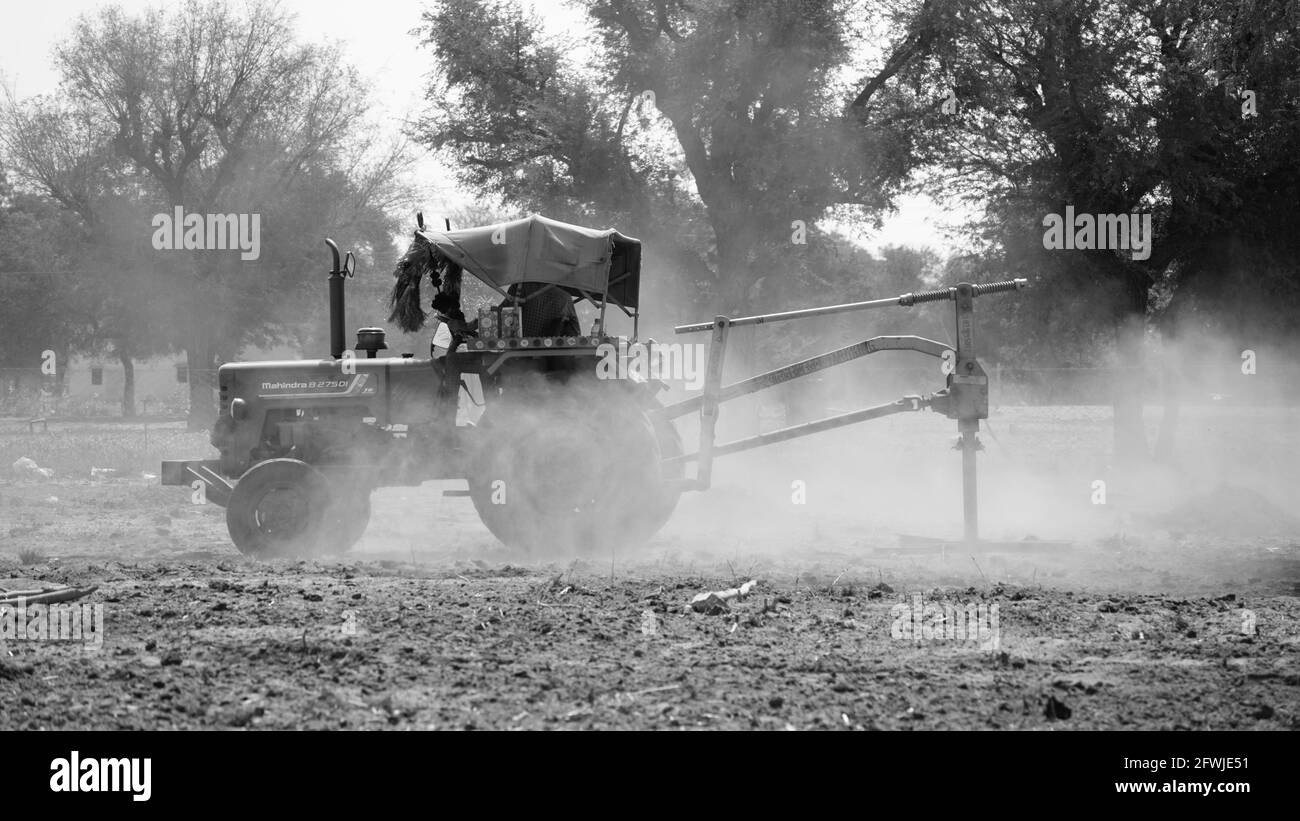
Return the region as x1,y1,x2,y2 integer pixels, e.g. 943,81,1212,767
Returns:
0,0,965,256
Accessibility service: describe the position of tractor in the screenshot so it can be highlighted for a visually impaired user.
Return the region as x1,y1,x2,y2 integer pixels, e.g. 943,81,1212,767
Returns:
163,214,681,558
163,213,1026,558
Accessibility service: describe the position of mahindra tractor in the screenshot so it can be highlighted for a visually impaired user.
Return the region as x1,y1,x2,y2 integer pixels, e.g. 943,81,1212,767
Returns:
163,213,1026,558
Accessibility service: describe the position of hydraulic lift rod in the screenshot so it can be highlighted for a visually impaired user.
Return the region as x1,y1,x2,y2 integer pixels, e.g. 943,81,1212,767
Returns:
674,279,1027,334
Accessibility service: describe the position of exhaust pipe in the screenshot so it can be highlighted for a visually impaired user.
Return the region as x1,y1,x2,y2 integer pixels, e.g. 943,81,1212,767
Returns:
325,238,347,359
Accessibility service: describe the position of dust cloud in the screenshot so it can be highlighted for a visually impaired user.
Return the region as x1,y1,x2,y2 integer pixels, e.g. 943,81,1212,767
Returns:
347,222,1300,598
633,301,1300,593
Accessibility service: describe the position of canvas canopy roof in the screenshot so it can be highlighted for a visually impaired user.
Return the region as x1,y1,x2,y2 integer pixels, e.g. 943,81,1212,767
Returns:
417,214,641,310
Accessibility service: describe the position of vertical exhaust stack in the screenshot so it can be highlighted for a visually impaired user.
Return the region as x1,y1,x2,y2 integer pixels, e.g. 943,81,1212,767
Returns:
325,238,349,360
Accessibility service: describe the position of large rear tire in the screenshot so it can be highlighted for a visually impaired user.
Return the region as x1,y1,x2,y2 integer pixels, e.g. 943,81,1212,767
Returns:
467,387,681,552
643,412,684,537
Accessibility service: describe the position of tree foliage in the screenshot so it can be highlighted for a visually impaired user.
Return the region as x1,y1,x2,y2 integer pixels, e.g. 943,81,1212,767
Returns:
0,0,411,425
415,0,921,330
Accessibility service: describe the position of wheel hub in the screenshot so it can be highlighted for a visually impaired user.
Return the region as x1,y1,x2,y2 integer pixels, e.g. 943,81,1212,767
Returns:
252,484,313,536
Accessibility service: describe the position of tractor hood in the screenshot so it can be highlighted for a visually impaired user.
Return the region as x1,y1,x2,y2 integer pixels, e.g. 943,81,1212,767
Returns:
417,214,641,309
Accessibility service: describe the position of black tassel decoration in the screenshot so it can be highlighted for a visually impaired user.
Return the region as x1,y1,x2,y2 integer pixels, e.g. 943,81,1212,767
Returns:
388,234,436,332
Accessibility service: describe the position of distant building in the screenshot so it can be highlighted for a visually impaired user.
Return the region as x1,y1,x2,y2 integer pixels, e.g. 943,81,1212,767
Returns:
61,345,300,415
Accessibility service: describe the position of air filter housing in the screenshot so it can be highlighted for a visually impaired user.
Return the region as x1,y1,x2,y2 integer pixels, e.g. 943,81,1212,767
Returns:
355,327,388,358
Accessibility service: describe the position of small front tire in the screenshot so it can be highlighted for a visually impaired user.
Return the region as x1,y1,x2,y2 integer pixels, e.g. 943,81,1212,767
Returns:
226,459,335,559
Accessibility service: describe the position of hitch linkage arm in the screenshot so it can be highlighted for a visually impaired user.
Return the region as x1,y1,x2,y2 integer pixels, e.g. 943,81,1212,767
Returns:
663,393,935,472
656,331,953,490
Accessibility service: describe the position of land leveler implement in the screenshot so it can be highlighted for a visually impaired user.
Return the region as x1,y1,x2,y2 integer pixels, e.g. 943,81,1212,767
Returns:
162,215,1026,558
668,277,1028,546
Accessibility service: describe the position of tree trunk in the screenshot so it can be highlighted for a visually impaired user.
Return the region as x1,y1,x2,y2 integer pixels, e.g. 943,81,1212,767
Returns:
54,342,71,397
117,347,136,418
186,333,217,431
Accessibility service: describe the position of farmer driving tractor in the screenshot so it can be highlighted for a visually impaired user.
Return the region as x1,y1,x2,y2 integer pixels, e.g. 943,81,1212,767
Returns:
389,225,583,357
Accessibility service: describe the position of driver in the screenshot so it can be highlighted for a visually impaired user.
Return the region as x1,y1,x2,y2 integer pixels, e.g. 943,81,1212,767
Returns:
389,228,580,354
506,282,581,338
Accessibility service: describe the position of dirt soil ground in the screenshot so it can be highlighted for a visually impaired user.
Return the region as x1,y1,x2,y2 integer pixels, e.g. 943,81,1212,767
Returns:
1,406,1298,730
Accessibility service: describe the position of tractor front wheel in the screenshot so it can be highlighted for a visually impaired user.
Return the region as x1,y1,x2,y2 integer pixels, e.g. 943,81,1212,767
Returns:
226,459,363,558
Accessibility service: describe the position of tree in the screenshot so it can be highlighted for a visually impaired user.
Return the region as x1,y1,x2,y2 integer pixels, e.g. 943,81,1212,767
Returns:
590,0,918,318
416,1,920,320
0,89,182,416
51,0,407,428
854,0,1300,461
0,170,95,406
412,0,711,330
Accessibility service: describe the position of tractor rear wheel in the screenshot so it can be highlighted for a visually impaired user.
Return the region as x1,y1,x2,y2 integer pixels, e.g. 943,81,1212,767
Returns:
226,459,356,559
643,412,685,536
467,389,681,552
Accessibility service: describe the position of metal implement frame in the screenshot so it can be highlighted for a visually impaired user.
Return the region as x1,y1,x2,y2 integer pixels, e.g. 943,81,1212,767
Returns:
160,459,234,507
664,278,1027,543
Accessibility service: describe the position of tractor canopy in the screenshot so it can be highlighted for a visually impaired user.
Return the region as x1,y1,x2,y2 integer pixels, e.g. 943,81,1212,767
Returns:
417,214,641,311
